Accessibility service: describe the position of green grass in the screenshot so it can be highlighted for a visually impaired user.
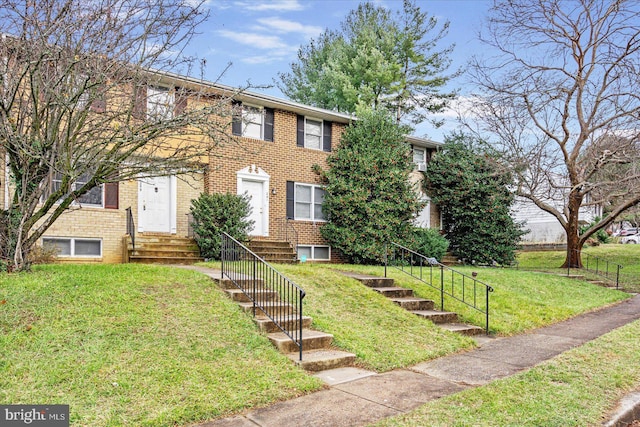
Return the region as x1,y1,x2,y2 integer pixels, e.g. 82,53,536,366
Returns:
327,264,628,336
0,264,322,426
0,259,633,426
372,317,640,427
517,244,640,290
275,264,475,371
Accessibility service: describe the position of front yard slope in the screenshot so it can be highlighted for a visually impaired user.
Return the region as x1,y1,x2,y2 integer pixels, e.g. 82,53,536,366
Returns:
0,264,322,427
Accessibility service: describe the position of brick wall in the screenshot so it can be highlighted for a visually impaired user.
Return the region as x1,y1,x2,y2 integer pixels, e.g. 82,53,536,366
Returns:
208,109,347,255
39,173,203,263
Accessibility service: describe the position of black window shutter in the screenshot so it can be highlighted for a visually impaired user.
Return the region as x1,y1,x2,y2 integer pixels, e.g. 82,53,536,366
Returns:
286,181,295,219
264,107,274,142
296,115,304,147
323,121,332,152
231,100,242,136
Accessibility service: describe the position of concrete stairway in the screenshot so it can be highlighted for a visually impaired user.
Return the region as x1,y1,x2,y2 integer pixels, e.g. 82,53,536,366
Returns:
441,251,459,266
343,272,484,336
217,276,356,372
246,240,298,264
128,236,203,264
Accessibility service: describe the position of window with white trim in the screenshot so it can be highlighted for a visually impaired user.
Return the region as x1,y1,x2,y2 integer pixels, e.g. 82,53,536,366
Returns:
304,118,322,150
413,147,426,169
242,105,264,139
42,237,102,257
147,86,174,120
294,183,326,221
52,171,103,207
297,245,330,261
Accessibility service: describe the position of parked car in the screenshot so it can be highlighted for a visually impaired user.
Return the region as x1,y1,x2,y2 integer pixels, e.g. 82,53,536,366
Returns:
620,234,640,244
619,228,639,236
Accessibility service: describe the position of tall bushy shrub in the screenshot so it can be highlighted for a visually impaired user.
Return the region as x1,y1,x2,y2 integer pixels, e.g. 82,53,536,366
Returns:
424,134,525,265
190,193,254,260
320,108,423,264
407,227,449,261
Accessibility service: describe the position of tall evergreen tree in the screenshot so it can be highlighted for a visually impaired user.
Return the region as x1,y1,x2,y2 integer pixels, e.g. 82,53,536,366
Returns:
320,109,423,264
278,0,455,126
424,134,525,265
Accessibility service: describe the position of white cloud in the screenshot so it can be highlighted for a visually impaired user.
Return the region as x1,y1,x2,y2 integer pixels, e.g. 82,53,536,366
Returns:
254,17,323,38
233,0,304,12
217,30,290,50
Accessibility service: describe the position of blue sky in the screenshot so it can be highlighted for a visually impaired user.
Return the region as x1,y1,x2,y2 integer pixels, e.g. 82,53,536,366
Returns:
186,0,493,140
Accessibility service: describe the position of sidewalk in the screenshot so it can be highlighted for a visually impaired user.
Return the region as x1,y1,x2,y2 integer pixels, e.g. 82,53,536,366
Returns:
188,266,640,427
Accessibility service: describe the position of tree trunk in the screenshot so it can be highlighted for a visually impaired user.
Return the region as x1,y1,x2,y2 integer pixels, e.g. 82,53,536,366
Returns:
561,194,583,269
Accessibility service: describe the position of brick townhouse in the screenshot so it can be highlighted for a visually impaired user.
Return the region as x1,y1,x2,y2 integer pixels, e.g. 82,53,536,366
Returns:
4,72,441,264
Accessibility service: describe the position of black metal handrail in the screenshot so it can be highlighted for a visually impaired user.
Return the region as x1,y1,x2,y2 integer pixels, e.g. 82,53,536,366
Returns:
125,207,135,251
221,232,306,360
274,217,298,254
385,242,494,334
568,248,622,289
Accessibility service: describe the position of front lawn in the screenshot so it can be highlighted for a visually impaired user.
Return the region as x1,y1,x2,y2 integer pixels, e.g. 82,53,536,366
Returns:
0,264,322,426
328,264,629,336
517,244,640,291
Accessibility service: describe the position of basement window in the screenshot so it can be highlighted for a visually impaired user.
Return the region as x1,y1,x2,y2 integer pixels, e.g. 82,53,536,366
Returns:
297,245,330,261
42,237,102,257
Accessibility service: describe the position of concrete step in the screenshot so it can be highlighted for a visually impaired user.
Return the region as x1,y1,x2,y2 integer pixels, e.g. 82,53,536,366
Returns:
268,329,333,354
129,255,203,265
287,349,356,372
223,288,279,302
254,315,313,333
247,240,294,249
412,309,458,324
238,301,294,315
342,272,395,288
216,278,265,289
372,287,414,298
131,249,201,258
438,323,485,336
391,297,435,311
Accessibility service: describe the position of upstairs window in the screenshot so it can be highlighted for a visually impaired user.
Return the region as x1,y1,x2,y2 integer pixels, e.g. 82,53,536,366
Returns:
232,101,274,141
296,115,332,152
147,86,174,120
413,147,427,171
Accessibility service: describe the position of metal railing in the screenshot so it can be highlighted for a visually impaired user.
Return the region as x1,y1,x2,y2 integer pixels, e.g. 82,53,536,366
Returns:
125,207,135,251
274,217,298,253
221,232,306,360
385,242,494,334
568,249,622,289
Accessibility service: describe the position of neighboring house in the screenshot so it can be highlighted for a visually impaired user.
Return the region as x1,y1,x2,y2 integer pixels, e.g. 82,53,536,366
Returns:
1,71,442,264
512,189,603,245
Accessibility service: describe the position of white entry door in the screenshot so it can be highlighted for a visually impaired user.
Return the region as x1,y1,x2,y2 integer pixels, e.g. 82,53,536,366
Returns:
242,179,267,236
138,176,176,233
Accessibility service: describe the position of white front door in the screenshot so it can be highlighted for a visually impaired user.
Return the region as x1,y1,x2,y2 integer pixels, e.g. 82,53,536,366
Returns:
242,179,266,236
138,176,176,233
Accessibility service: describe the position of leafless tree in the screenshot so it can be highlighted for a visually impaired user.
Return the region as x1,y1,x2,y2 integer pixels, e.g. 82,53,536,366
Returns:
0,0,236,271
467,0,640,267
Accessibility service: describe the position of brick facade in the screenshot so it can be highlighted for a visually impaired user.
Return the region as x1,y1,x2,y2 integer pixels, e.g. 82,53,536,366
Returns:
6,75,440,264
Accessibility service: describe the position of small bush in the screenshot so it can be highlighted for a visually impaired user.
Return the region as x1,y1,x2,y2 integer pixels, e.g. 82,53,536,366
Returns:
29,244,59,264
580,217,610,244
406,227,449,260
190,193,254,260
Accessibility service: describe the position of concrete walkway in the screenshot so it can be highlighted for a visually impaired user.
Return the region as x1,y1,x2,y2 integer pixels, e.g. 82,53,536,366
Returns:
185,266,640,427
